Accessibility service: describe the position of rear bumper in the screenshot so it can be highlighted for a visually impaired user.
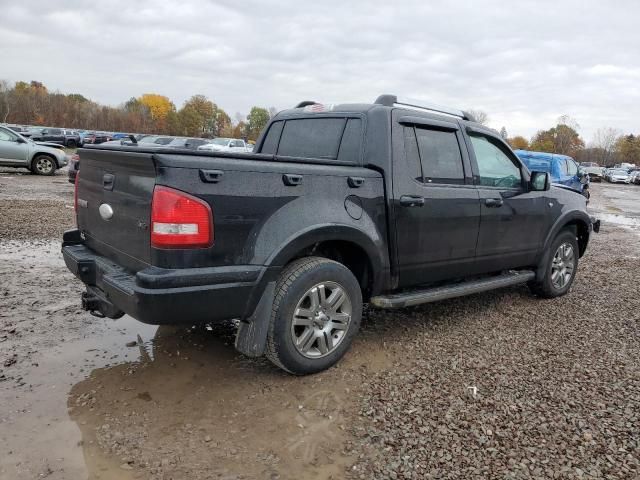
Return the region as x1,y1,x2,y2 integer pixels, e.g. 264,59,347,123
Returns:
62,231,272,325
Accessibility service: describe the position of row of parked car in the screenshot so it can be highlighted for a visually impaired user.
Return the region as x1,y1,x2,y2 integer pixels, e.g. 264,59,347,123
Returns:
4,125,256,153
100,134,253,153
0,123,255,177
6,125,115,148
66,136,254,181
579,162,640,185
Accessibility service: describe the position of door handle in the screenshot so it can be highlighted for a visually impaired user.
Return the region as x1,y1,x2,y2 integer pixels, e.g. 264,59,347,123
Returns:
485,198,504,208
400,195,425,207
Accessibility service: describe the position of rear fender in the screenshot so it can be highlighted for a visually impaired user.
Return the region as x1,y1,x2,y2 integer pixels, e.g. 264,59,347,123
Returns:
265,224,388,295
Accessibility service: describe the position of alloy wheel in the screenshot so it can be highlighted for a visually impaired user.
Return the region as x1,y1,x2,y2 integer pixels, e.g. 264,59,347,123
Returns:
290,281,352,358
551,242,575,290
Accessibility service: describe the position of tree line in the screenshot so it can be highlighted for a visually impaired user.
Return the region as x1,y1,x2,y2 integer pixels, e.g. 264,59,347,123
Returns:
1,80,638,164
0,80,272,141
495,115,638,167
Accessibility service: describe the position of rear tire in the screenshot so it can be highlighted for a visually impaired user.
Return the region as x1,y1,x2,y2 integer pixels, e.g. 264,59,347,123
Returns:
265,257,362,375
31,155,57,176
66,139,77,148
529,229,579,298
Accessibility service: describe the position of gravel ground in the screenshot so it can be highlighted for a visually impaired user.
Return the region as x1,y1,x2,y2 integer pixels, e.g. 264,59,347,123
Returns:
348,203,640,478
0,168,75,240
1,174,639,479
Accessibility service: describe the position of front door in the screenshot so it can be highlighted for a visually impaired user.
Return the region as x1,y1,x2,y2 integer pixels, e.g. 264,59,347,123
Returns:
466,132,548,272
392,113,480,288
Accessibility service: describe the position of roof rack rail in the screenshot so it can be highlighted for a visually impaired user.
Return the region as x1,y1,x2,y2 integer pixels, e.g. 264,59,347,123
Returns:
374,94,476,122
295,101,317,108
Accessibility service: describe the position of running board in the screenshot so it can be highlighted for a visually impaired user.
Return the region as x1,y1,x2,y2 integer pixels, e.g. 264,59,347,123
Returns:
370,270,535,309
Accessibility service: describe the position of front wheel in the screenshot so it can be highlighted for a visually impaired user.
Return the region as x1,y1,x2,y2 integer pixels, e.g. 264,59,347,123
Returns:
529,229,579,298
31,155,57,176
265,257,362,375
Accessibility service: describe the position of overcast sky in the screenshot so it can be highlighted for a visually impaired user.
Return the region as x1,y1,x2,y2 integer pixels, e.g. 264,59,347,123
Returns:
2,0,639,140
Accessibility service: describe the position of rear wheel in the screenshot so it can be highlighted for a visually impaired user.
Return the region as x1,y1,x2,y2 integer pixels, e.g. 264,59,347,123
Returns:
31,155,56,176
66,139,77,148
529,229,579,298
265,257,362,375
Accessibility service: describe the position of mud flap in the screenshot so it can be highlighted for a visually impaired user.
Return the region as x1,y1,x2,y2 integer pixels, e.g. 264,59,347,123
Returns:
235,281,275,357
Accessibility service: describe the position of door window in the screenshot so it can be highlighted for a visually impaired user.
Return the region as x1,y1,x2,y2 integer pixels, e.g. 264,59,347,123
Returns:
404,126,464,184
470,135,522,188
0,129,16,141
566,160,578,176
50,129,62,135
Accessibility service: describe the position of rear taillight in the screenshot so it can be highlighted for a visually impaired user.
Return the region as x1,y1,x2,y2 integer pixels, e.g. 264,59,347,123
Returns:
151,186,213,248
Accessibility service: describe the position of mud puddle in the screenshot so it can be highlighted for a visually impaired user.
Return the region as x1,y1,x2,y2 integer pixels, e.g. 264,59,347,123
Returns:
1,240,396,479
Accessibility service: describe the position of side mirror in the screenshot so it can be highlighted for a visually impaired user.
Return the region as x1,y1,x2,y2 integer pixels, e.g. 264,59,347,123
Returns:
16,137,26,144
530,171,550,191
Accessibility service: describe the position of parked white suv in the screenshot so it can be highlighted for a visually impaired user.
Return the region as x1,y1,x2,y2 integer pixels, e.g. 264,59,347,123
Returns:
197,138,253,153
0,126,68,175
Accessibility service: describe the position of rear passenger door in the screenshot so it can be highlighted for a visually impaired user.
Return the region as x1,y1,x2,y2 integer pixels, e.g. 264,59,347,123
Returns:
392,113,480,288
465,131,547,271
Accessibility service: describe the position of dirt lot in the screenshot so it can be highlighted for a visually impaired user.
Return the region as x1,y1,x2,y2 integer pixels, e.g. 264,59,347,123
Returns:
1,168,639,479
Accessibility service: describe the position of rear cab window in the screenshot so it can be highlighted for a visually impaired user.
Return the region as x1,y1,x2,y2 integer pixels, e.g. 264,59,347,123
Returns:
259,116,363,163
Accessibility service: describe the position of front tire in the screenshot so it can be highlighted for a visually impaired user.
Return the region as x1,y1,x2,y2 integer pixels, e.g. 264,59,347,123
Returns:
529,229,579,298
265,257,362,375
66,139,77,148
31,155,57,176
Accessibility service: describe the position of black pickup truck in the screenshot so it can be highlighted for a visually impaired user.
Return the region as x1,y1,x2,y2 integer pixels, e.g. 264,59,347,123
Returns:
62,95,599,374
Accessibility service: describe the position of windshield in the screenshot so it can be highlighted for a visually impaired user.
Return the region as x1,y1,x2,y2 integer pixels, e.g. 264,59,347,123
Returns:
611,169,628,174
210,138,231,146
138,136,159,144
167,138,188,146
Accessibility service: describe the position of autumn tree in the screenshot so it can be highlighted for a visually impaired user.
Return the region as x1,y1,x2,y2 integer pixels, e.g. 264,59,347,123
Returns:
181,95,216,135
0,80,12,122
530,115,584,157
246,106,270,140
614,135,640,166
508,136,529,150
139,93,175,132
232,121,248,139
214,109,232,137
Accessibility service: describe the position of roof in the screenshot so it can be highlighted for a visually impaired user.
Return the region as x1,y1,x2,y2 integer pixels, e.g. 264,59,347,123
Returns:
514,150,576,162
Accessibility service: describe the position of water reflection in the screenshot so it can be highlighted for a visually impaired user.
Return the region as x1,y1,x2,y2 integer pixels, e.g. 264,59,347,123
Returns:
68,321,351,480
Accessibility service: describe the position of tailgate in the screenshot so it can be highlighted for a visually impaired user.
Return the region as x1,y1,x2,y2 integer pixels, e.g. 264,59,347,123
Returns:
76,148,156,271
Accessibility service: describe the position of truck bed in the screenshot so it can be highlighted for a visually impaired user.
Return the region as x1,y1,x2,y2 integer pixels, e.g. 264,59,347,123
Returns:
75,145,387,273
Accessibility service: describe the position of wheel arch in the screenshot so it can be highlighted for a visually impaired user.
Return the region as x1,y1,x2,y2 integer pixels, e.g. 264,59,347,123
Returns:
542,211,591,260
265,225,388,299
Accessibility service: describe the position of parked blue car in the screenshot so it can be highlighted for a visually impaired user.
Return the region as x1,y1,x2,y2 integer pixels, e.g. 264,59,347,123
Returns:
514,150,589,199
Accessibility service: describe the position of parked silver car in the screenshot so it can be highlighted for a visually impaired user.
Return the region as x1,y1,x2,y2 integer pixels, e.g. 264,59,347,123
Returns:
606,168,631,184
0,126,68,175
